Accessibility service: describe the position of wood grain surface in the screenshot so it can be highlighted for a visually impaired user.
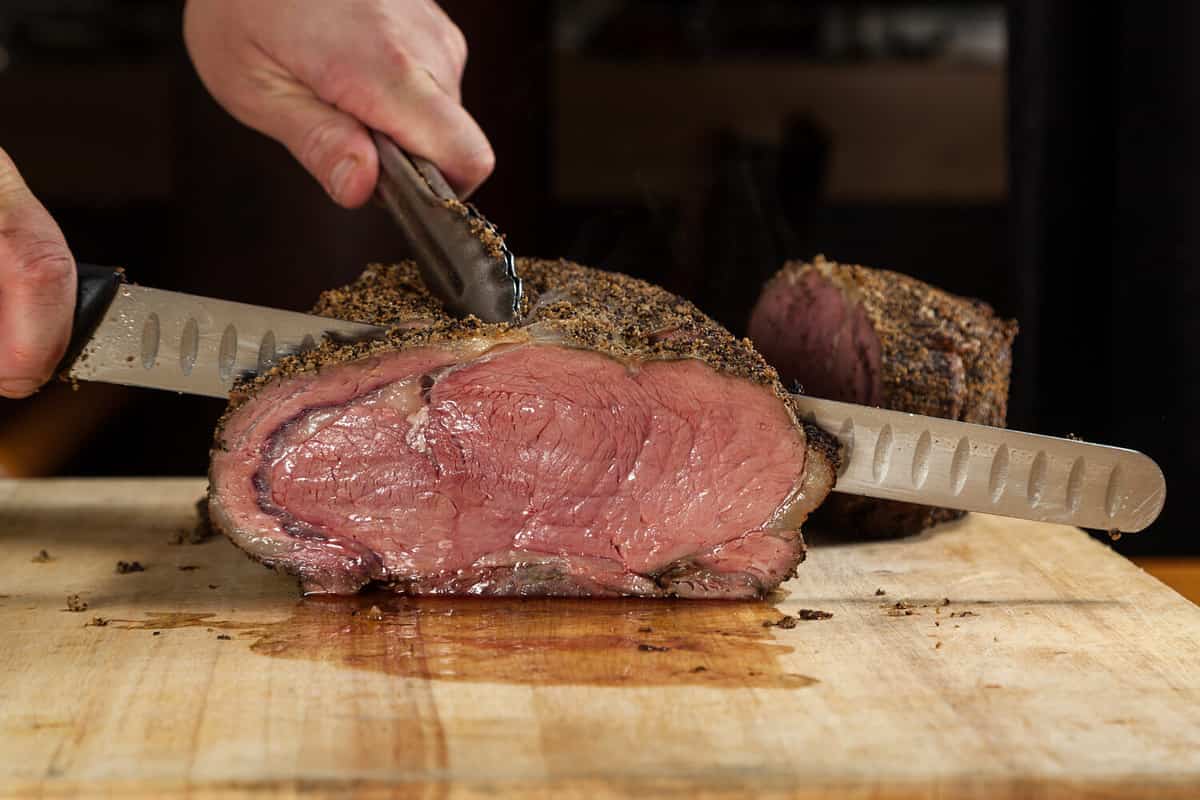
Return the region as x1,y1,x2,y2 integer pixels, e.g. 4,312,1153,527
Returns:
0,478,1197,799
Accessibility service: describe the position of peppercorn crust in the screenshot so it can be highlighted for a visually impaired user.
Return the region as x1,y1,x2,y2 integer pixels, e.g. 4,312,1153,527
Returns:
230,258,782,397
216,257,813,444
766,255,1018,424
764,255,1018,537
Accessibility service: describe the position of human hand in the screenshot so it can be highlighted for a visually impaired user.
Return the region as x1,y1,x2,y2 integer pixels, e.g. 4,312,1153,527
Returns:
0,149,76,399
183,0,494,207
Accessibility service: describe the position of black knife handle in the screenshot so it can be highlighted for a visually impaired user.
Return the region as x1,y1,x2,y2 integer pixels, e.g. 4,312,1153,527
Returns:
56,262,125,376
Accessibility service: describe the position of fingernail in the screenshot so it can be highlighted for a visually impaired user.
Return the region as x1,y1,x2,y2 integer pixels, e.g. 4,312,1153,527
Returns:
330,156,359,203
0,378,41,398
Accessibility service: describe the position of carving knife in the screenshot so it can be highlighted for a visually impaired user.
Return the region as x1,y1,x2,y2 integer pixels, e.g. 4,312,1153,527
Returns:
58,265,1164,534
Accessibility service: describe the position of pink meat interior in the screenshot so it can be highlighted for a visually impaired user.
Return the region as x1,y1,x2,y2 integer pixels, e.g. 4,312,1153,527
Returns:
748,269,881,405
214,342,810,595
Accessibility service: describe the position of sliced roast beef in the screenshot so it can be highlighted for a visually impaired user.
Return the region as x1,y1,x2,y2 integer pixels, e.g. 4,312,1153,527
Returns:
209,259,839,598
748,256,1018,537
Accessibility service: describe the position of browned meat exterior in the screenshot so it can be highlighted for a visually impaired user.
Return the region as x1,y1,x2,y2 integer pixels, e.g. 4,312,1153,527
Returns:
209,258,839,598
748,256,1018,537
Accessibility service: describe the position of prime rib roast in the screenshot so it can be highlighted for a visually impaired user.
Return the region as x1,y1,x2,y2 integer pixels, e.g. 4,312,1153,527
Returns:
748,256,1018,537
209,259,839,598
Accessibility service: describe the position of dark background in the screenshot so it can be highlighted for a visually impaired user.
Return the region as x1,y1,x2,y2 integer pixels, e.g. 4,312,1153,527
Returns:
0,1,1191,555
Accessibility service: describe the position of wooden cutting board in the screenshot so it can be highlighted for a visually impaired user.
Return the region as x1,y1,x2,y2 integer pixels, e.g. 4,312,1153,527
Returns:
1,478,1198,799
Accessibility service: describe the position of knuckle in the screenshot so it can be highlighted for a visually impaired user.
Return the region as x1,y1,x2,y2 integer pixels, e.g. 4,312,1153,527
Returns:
314,56,362,104
297,114,351,172
378,37,416,73
317,58,383,117
457,145,494,188
466,145,495,179
12,243,74,300
443,24,468,70
5,340,58,377
0,150,29,202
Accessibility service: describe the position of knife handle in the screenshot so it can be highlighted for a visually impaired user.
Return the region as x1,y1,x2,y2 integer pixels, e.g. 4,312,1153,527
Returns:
56,263,125,377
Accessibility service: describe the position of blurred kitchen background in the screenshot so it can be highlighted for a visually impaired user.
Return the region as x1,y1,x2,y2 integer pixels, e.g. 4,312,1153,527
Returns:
0,1,1194,556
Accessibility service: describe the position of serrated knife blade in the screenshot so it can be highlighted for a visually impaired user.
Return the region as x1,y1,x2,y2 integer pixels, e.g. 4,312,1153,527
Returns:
67,282,383,398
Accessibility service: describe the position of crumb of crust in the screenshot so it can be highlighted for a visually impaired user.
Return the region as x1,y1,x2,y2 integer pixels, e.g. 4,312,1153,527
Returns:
443,197,509,259
31,550,52,563
116,561,145,574
208,584,219,590
797,609,834,621
763,615,798,629
65,594,88,612
885,601,916,617
637,643,670,652
949,610,978,618
87,617,109,627
152,631,161,636
935,641,943,650
469,217,506,259
875,587,887,596
217,634,232,641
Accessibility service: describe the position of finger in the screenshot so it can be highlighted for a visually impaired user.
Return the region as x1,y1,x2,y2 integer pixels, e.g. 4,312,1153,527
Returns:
235,75,380,208
0,150,77,398
350,67,494,198
404,37,463,104
406,2,468,102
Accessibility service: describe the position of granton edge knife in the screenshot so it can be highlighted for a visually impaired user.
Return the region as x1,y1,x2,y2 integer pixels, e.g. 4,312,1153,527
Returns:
58,265,1165,534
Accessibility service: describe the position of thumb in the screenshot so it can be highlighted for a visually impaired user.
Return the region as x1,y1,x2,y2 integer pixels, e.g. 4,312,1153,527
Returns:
243,83,379,208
